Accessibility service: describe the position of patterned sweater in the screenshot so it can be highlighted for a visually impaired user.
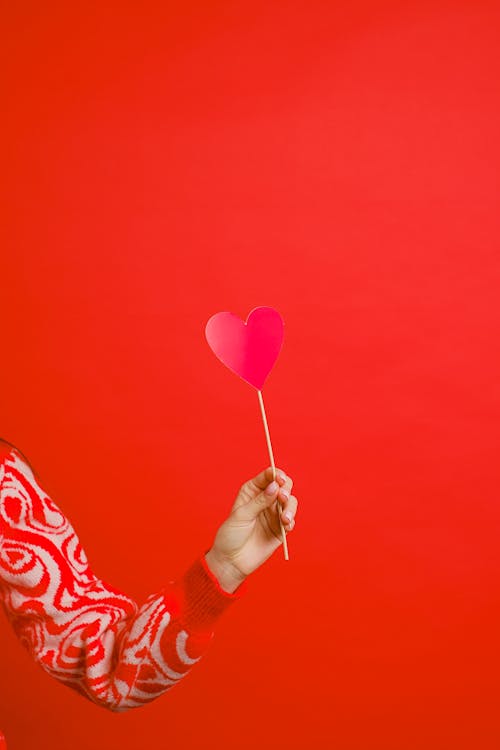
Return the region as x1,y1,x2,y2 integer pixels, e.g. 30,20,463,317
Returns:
0,443,239,721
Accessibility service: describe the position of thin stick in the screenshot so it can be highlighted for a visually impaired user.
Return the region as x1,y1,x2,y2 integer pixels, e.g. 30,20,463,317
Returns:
257,389,289,561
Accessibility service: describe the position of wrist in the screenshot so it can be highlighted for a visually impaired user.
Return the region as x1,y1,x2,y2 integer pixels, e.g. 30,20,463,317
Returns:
204,549,247,594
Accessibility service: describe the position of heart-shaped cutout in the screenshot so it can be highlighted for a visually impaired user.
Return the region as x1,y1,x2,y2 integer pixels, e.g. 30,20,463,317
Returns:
205,307,284,390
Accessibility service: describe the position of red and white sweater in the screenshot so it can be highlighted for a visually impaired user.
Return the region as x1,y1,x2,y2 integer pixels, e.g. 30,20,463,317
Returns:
0,443,239,721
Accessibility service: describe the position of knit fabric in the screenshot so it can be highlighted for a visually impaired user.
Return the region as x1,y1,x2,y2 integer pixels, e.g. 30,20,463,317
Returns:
0,444,240,718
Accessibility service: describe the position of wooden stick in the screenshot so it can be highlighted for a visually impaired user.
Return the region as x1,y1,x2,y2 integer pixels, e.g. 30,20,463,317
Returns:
257,389,289,561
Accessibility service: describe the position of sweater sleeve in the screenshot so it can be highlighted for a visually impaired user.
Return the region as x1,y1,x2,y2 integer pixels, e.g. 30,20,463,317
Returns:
0,446,241,712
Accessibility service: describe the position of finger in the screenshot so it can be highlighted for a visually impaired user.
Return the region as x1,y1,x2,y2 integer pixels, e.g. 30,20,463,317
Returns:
275,469,287,487
280,493,298,531
244,467,291,493
276,481,295,511
233,480,281,522
277,474,293,494
234,468,274,507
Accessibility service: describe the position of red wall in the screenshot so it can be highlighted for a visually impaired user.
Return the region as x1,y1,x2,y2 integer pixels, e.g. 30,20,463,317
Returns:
2,2,500,748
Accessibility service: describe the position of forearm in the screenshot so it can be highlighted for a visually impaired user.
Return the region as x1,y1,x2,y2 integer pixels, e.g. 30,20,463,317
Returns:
0,448,237,712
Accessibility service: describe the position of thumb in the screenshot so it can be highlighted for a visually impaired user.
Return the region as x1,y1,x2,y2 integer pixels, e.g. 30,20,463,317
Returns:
233,480,280,522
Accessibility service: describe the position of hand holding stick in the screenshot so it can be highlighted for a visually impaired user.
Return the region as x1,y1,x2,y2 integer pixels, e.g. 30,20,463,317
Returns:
206,306,290,560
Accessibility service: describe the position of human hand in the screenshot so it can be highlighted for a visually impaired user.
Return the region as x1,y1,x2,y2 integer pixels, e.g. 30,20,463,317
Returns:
205,468,298,593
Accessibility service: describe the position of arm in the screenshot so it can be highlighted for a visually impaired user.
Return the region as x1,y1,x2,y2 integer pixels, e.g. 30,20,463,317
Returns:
0,445,297,712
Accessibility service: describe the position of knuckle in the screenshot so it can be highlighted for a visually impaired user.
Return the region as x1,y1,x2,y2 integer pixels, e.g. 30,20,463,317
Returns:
239,480,254,499
255,491,268,506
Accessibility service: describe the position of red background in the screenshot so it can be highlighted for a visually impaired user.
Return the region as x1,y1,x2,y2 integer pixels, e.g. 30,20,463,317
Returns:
2,1,500,748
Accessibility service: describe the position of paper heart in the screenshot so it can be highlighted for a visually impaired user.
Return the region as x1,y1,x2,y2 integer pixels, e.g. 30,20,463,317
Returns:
205,307,284,390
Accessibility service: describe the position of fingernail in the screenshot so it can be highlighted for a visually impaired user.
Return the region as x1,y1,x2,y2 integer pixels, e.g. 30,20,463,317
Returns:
265,481,278,496
280,489,290,501
276,470,287,482
283,511,293,523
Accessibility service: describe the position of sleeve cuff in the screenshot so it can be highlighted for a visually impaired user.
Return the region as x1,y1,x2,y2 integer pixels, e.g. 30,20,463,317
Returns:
180,556,246,631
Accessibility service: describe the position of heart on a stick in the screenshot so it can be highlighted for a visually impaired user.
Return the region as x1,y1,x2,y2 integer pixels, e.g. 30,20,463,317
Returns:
205,307,284,390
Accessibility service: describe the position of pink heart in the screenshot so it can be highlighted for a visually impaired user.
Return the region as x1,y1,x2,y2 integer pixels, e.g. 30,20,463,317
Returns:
205,307,284,390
